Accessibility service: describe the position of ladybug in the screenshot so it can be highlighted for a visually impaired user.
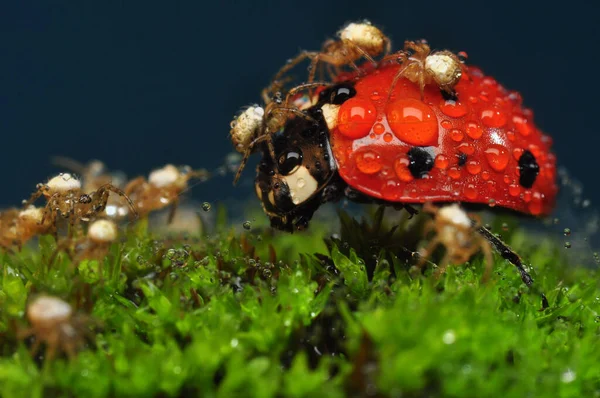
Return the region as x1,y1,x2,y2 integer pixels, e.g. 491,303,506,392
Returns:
240,42,557,308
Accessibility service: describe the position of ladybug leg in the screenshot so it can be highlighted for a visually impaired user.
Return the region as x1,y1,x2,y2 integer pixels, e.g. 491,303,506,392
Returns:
476,224,549,309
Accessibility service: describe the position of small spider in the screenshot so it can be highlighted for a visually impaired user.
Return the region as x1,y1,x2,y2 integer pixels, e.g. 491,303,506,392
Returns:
384,40,464,100
229,87,322,184
264,21,390,100
23,173,138,234
417,203,494,281
51,156,128,194
18,295,94,360
124,164,210,223
0,206,56,250
51,219,119,274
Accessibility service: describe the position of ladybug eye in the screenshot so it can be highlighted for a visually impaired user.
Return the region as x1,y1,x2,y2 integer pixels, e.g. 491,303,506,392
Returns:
278,149,303,175
320,83,356,105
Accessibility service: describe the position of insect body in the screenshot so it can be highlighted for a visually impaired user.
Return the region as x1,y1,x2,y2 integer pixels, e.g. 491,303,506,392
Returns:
242,42,557,307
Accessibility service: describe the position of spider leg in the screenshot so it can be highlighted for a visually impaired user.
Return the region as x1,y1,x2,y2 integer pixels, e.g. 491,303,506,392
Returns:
167,197,179,225
432,252,452,279
97,184,138,220
23,189,44,208
417,236,441,269
476,224,549,309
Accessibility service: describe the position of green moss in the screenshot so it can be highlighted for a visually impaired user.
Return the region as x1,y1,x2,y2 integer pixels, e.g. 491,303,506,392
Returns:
0,205,598,397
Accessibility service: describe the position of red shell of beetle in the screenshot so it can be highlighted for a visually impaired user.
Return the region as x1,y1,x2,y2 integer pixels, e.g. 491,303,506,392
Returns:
329,63,558,215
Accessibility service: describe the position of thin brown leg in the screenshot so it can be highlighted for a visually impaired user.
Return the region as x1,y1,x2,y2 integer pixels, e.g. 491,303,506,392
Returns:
167,197,179,225
433,252,452,279
417,236,440,269
97,184,138,220
480,240,494,283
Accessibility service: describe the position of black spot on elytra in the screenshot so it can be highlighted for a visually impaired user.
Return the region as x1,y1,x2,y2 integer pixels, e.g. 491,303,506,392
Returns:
408,147,434,178
518,150,539,188
457,153,467,166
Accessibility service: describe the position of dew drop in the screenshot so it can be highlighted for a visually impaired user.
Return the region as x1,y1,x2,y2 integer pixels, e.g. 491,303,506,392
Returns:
383,132,393,143
465,122,482,139
243,221,252,230
448,167,461,179
440,99,468,118
201,202,211,212
513,115,532,136
356,150,382,174
450,129,464,142
480,108,507,128
373,122,385,135
564,242,572,249
563,228,571,236
488,198,496,207
297,178,306,188
394,155,413,182
466,160,481,175
435,154,449,169
484,144,510,172
464,184,478,199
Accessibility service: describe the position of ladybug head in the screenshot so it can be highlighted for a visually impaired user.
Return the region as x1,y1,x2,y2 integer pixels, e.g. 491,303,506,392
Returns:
254,104,338,232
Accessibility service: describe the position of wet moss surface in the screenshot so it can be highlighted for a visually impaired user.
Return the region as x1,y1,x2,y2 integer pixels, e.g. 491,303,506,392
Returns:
0,206,598,397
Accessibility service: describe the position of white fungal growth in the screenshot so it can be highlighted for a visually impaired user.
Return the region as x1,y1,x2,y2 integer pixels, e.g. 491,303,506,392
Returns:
28,295,72,325
46,173,81,193
88,219,118,243
425,52,462,86
19,206,43,223
321,104,340,131
149,164,184,189
282,165,318,205
230,106,265,152
339,22,386,56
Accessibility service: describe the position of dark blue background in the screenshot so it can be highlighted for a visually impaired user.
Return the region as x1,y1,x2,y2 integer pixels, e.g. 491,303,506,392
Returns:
1,1,599,209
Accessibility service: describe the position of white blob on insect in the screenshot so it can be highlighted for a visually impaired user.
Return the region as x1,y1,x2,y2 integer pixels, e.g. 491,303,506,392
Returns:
425,52,462,86
230,106,265,152
88,219,118,243
338,22,385,56
28,296,72,324
19,206,43,223
47,173,81,193
321,104,340,131
282,166,318,205
438,204,471,228
149,164,183,188
438,204,472,247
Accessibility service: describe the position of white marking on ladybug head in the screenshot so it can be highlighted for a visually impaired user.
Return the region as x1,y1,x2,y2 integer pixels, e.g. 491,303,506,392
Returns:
338,22,386,56
88,219,118,243
425,52,462,86
321,104,340,131
149,164,185,189
28,295,72,325
46,173,81,194
19,206,43,223
282,166,318,205
230,105,264,153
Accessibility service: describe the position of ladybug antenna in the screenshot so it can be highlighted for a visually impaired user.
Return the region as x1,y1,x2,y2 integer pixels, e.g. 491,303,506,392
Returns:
476,224,549,310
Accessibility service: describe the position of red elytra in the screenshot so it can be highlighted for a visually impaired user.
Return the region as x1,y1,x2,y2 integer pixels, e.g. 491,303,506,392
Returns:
329,63,558,216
